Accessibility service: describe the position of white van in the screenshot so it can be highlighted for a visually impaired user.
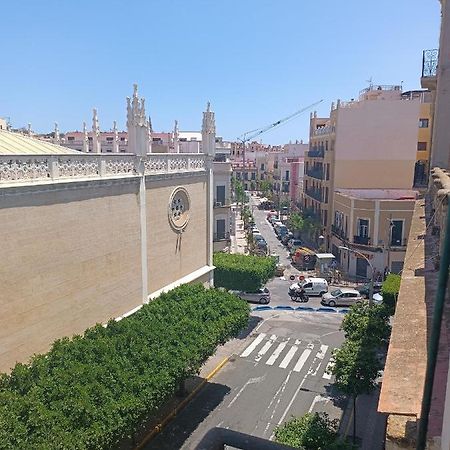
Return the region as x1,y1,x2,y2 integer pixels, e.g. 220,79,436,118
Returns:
290,277,328,297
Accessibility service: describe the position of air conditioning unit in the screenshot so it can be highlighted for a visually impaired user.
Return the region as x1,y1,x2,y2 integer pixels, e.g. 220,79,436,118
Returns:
215,201,223,207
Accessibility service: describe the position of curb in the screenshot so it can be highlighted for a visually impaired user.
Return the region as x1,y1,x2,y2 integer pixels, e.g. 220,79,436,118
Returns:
135,356,231,450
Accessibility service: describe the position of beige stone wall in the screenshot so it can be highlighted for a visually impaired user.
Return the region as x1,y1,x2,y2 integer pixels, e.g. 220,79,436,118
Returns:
0,180,142,373
146,176,208,294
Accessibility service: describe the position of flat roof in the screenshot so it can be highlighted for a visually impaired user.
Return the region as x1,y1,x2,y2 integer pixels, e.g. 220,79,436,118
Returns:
336,188,418,200
316,253,335,259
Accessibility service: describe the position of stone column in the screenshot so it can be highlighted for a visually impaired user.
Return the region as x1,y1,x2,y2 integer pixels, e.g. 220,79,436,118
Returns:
92,109,101,153
112,120,119,153
53,122,60,145
202,102,216,285
173,120,180,153
82,122,89,152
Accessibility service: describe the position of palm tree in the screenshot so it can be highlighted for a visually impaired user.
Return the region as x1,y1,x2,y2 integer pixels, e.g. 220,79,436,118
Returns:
289,213,305,238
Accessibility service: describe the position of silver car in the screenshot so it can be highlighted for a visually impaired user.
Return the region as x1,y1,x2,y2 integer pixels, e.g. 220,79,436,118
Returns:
321,288,363,307
230,288,271,304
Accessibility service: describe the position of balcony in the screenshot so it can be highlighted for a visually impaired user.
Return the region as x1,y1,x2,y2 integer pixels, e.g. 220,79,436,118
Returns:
307,148,324,158
353,235,370,245
421,48,438,90
305,167,323,180
214,199,230,208
331,224,348,241
390,238,407,248
304,188,322,202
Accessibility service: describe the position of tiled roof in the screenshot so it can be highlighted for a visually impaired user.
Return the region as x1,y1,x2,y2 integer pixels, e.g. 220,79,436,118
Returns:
0,130,80,155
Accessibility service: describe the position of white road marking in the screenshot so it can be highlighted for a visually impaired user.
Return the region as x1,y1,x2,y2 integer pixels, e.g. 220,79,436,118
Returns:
263,371,293,437
227,375,265,408
308,394,330,413
266,340,289,366
240,333,266,357
255,335,277,362
308,345,328,376
323,357,335,379
279,340,300,369
293,343,314,372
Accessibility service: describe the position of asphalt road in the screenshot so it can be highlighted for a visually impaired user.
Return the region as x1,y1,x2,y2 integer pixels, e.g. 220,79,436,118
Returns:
146,311,346,450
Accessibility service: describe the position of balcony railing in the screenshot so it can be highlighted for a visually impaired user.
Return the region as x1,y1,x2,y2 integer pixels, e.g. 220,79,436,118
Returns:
213,232,230,241
305,167,323,180
331,224,348,241
312,126,335,136
304,188,322,202
307,148,324,158
422,49,438,78
214,199,231,207
390,238,407,248
353,235,370,245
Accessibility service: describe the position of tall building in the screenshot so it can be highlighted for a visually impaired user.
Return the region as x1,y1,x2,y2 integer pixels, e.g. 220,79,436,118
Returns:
379,2,450,448
304,85,424,252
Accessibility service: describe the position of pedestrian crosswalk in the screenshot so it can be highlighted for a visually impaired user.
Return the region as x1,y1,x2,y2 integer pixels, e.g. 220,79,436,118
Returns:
240,333,335,380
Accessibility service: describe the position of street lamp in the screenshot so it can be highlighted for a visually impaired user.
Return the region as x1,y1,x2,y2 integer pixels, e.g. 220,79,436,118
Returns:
339,245,374,307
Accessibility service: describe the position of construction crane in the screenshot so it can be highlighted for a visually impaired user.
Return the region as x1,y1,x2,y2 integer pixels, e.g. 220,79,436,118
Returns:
237,99,323,168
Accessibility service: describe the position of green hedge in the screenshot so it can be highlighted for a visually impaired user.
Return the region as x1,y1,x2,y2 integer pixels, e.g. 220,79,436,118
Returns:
213,253,276,292
0,284,249,449
381,273,401,314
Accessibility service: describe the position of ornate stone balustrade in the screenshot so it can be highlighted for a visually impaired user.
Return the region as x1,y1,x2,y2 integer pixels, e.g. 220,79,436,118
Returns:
0,153,206,186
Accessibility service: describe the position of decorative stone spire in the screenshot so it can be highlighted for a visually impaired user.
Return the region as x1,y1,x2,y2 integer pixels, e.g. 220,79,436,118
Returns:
92,108,101,153
173,119,180,153
82,121,89,152
202,101,216,157
113,120,119,153
53,122,60,145
126,84,150,155
27,123,32,137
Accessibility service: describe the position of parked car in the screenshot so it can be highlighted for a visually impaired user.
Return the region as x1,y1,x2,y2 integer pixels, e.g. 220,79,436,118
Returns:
321,288,363,307
230,288,271,304
288,239,303,250
357,282,383,299
281,232,294,245
290,277,328,297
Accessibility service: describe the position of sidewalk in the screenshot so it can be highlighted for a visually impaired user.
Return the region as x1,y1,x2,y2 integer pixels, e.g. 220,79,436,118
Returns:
230,208,247,254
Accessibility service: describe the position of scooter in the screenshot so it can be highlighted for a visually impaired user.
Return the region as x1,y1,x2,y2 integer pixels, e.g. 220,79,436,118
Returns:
289,288,309,303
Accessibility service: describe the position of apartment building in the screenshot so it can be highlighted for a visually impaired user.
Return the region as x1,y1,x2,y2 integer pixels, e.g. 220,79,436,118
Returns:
331,189,417,279
303,85,424,254
379,2,450,448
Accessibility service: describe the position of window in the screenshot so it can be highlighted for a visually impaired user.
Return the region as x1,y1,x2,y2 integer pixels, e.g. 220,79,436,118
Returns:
357,219,369,237
67,136,75,141
285,170,290,181
390,220,403,246
106,137,113,142
216,185,226,205
88,137,93,141
417,142,427,151
419,118,429,128
251,172,256,180
120,137,126,141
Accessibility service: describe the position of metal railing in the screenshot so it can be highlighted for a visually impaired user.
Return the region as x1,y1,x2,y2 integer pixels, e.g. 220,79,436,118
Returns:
305,167,323,179
359,84,402,95
304,188,322,202
306,148,324,158
422,48,438,78
390,237,407,247
331,224,348,241
353,235,370,245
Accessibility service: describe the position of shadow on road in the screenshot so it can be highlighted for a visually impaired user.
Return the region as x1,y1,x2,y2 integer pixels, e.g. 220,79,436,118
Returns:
144,381,231,450
237,315,263,340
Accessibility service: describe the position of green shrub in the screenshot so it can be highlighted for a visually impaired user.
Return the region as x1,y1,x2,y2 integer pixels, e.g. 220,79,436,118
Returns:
0,284,249,449
274,412,354,450
381,273,401,314
213,253,276,292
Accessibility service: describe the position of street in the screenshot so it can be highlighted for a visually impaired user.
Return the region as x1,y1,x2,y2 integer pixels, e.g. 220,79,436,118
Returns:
146,311,345,449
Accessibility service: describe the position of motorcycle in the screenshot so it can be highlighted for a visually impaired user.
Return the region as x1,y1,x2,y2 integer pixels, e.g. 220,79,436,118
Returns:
288,287,309,303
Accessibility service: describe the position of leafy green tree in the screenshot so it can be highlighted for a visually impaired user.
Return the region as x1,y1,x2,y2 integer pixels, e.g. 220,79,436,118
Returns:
341,303,391,348
381,273,401,315
259,179,273,199
232,177,246,206
331,340,382,444
274,412,354,450
289,212,305,237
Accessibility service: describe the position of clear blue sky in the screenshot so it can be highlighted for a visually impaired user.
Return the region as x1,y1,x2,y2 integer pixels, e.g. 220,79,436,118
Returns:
0,0,441,144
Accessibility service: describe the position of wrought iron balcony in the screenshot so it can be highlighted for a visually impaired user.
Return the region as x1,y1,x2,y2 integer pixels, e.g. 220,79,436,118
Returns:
305,167,323,180
304,188,322,202
422,49,438,78
353,235,371,245
307,148,324,158
331,224,348,241
390,237,407,248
